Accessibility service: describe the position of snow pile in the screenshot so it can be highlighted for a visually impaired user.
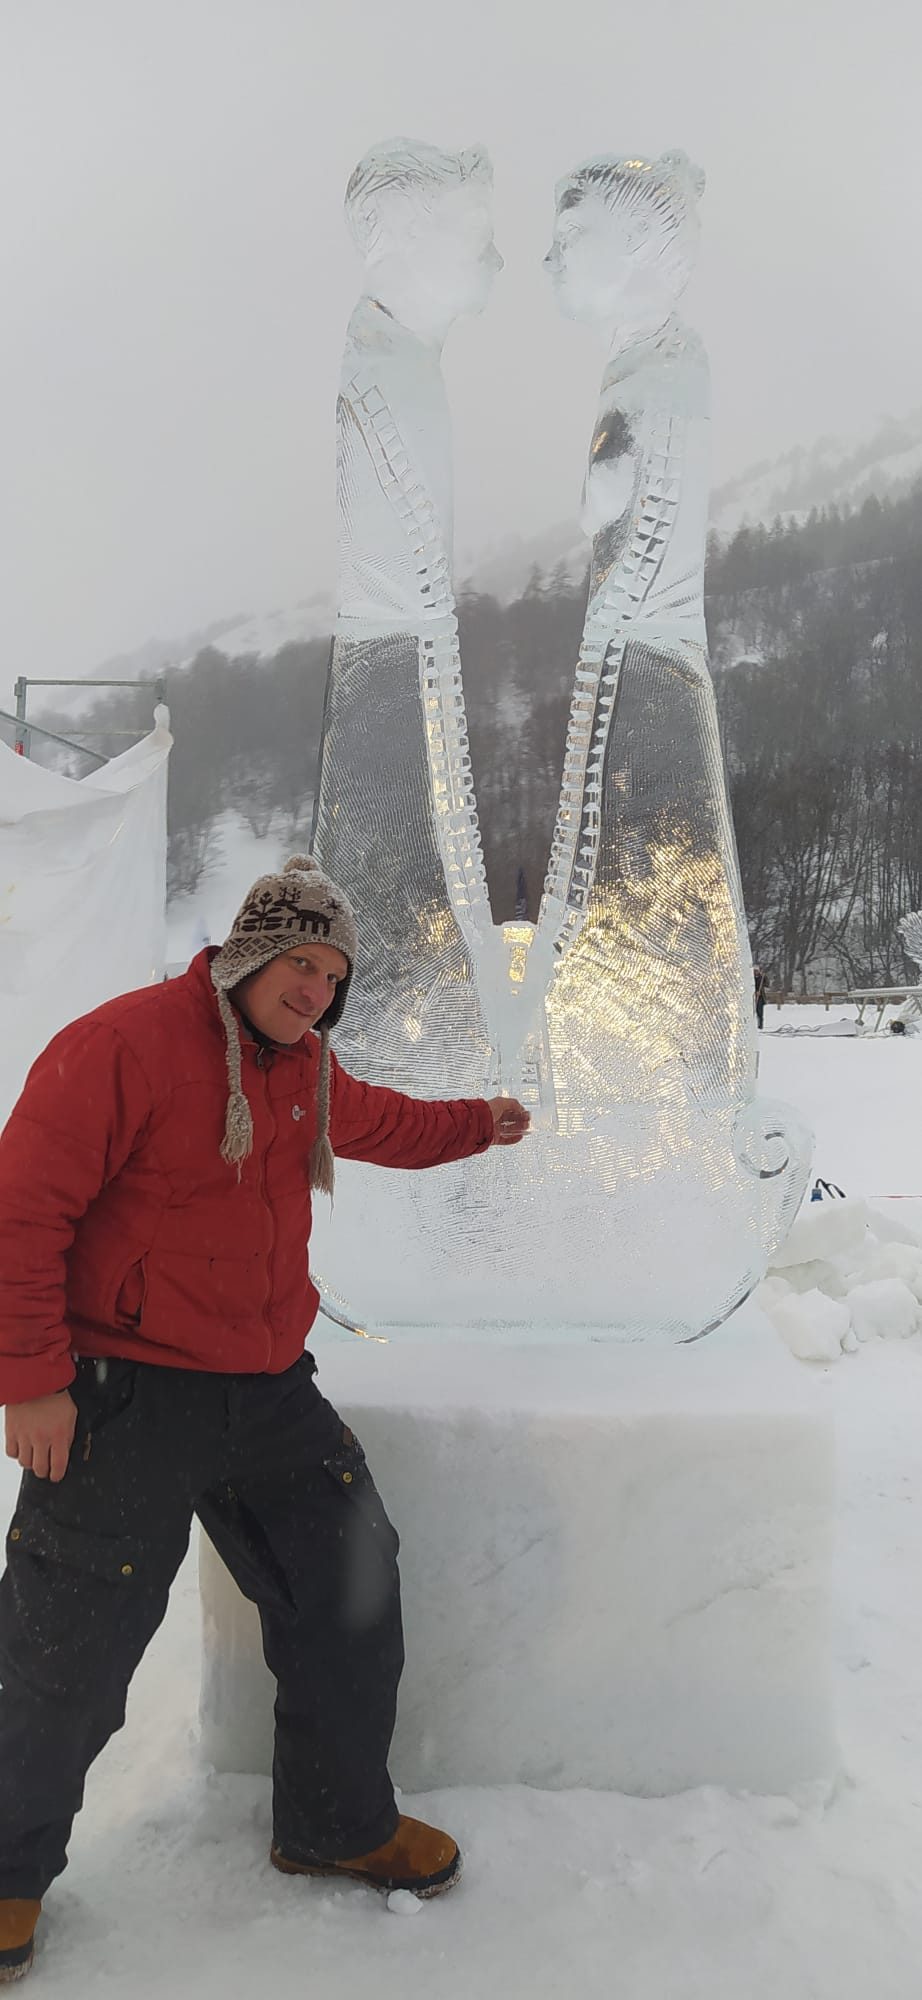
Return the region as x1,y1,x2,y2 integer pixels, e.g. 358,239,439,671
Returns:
771,1016,861,1038
759,1197,922,1361
767,1287,853,1363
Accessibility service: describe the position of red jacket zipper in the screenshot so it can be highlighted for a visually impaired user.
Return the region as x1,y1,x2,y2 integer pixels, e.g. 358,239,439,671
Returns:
255,1046,278,1369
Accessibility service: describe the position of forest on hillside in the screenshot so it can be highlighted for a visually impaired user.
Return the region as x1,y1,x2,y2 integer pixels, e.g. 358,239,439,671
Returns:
26,485,922,992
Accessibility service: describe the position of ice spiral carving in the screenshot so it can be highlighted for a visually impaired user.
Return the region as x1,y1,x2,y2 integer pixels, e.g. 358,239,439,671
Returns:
310,140,811,1338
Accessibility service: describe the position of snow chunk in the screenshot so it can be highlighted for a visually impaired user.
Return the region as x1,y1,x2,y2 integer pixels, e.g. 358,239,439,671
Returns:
769,1288,850,1363
764,1182,922,1361
846,1278,919,1343
770,1199,870,1271
855,1240,922,1304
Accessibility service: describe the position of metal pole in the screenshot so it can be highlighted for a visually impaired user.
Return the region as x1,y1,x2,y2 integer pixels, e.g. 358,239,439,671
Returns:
13,677,27,756
0,708,107,768
11,677,154,689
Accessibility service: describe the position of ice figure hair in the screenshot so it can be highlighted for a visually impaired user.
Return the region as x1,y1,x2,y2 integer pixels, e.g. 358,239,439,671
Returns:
345,138,493,264
555,150,705,285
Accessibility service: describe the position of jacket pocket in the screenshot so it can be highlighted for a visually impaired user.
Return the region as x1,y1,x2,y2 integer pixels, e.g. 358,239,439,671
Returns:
322,1426,400,1562
114,1258,147,1330
6,1502,145,1584
321,1428,401,1633
71,1357,140,1458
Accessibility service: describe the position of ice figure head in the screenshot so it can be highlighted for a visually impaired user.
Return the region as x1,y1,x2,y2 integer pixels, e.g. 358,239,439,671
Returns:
545,151,704,332
345,138,503,343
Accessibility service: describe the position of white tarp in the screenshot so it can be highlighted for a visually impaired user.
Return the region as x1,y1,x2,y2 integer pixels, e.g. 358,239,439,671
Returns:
0,706,172,1125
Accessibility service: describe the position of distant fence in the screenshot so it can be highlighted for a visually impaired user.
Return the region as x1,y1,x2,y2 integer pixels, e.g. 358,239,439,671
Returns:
766,990,913,1010
765,991,847,1008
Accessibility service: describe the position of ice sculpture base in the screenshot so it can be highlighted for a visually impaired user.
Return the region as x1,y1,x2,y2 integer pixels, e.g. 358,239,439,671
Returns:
199,1308,837,1796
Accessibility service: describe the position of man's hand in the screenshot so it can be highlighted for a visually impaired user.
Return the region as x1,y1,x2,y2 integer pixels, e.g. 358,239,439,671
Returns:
487,1097,531,1146
4,1391,77,1483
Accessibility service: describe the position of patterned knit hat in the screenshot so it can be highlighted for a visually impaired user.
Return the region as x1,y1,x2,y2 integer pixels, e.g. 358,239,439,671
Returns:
210,855,357,1196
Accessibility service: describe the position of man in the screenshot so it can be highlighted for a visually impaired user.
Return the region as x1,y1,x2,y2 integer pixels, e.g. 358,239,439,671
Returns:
753,963,767,1031
0,855,529,1983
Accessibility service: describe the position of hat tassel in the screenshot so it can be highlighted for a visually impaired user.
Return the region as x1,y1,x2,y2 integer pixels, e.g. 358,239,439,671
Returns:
309,1028,335,1198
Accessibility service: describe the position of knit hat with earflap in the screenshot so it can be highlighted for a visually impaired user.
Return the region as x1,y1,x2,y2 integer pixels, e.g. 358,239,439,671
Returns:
210,855,357,1196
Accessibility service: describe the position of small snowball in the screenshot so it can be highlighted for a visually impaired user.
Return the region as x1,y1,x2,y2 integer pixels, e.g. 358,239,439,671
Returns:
387,1889,423,1917
768,1288,850,1363
846,1278,920,1343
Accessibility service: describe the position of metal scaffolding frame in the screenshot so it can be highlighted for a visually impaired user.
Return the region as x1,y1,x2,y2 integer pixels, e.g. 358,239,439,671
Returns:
2,674,167,764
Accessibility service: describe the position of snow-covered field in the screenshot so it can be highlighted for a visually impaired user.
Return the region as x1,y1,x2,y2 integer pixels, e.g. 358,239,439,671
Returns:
4,1018,922,1995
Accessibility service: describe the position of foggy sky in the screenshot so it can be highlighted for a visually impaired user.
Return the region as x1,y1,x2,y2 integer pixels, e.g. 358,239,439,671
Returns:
2,0,921,695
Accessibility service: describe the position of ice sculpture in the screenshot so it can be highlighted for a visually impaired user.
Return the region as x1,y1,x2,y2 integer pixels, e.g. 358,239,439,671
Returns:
900,911,922,974
310,141,810,1338
895,912,922,1031
314,140,502,1069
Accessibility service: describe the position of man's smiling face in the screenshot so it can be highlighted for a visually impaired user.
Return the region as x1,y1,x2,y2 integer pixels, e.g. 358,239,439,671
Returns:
233,943,349,1044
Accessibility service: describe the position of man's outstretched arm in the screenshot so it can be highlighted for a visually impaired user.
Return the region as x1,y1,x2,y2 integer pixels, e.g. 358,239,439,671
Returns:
327,1051,528,1169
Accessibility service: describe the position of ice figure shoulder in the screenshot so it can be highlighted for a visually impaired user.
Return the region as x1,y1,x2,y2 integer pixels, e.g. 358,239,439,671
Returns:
546,151,709,628
337,139,502,632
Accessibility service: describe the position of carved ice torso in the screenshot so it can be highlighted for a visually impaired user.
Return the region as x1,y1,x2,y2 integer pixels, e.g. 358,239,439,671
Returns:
337,299,455,634
583,323,709,641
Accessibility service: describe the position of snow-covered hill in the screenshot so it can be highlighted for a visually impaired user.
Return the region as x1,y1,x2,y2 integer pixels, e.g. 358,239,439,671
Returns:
711,409,922,536
464,411,922,601
35,410,922,708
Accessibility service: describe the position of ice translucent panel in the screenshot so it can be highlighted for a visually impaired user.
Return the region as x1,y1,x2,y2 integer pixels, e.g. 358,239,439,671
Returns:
311,142,810,1339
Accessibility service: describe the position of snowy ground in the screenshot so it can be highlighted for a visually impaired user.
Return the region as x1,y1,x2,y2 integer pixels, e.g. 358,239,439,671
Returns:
5,1024,922,1994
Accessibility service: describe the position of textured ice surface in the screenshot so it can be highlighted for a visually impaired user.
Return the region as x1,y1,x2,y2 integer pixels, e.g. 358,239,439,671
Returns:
312,143,810,1337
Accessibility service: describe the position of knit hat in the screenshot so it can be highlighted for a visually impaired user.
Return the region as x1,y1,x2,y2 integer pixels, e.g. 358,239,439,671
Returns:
210,855,358,1196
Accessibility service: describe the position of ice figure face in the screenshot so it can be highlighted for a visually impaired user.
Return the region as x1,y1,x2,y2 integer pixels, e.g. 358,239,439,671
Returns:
545,153,701,331
345,138,503,340
398,185,503,325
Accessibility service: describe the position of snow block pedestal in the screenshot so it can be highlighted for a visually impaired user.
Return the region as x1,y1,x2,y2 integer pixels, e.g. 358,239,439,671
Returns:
199,1315,837,1795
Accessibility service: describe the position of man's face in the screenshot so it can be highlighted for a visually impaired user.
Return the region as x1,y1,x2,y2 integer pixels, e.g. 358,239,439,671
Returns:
233,943,349,1045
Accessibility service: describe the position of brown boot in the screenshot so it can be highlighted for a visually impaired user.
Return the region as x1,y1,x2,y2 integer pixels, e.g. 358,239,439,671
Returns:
0,1901,40,1984
271,1815,461,1898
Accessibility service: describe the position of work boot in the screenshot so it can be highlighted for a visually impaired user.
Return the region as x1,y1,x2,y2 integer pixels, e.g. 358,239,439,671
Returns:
271,1815,461,1898
0,1901,40,1984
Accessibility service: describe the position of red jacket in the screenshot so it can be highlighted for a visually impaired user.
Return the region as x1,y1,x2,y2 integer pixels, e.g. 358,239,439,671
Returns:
0,950,494,1404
